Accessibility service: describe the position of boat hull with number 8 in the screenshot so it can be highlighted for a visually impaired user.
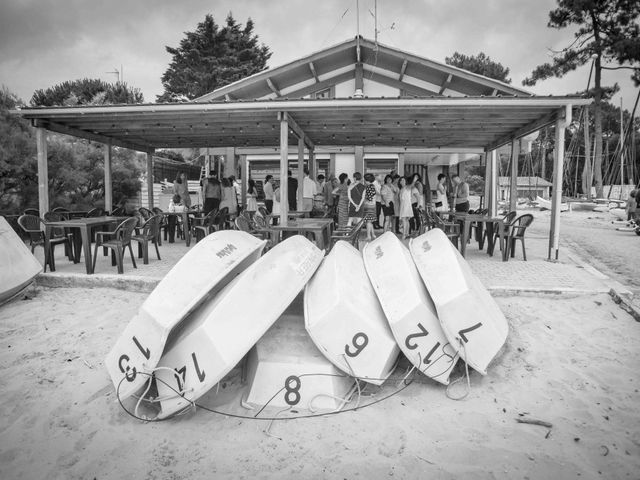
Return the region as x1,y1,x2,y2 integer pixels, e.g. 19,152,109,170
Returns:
153,235,324,419
304,241,399,385
363,231,458,385
106,230,267,400
409,228,508,375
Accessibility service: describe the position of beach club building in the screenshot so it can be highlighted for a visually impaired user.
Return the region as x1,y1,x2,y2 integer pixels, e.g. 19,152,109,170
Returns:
14,36,590,260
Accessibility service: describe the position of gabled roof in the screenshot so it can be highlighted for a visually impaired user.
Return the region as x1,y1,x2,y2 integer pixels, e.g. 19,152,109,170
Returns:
195,36,531,102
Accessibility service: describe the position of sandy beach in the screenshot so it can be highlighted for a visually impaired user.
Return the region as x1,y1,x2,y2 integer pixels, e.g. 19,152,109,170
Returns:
1,281,638,480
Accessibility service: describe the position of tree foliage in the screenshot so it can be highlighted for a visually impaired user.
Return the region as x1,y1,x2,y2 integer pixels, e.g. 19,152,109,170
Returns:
523,0,640,197
0,84,144,214
157,13,272,102
31,78,144,107
445,52,511,83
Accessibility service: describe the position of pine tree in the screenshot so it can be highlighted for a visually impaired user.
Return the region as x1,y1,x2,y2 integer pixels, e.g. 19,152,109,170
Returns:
30,79,144,107
445,52,511,83
523,0,640,198
157,13,271,102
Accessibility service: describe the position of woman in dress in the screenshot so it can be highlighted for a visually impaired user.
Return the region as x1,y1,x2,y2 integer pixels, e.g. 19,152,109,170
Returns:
219,177,238,224
362,173,377,241
435,173,449,214
334,173,350,228
173,172,191,209
398,176,413,240
246,179,258,215
409,174,421,233
380,174,395,232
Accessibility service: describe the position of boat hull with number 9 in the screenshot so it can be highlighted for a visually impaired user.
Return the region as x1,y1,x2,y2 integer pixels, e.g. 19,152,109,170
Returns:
409,228,508,375
363,231,458,385
304,241,399,385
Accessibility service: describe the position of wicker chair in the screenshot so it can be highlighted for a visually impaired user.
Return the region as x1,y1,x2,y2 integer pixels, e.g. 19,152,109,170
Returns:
92,217,139,274
18,214,74,272
329,218,365,251
138,207,154,220
431,212,460,248
235,215,271,242
85,207,105,217
131,215,162,264
23,208,39,216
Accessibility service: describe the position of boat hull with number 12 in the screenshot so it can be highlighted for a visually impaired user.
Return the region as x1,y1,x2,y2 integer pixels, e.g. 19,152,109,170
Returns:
409,228,508,374
363,232,458,385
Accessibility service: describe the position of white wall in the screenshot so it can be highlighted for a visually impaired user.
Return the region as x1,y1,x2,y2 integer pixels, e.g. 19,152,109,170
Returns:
363,78,399,97
335,79,356,98
334,153,356,177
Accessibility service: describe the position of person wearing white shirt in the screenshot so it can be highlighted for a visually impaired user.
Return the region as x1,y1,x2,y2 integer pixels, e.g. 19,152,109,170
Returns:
263,175,274,213
373,174,383,229
301,167,317,215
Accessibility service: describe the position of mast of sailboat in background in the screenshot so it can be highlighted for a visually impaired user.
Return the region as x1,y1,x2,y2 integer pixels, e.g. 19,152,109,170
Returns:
620,96,625,195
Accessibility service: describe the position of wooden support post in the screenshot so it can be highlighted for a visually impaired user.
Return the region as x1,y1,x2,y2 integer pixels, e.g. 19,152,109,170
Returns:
549,106,571,260
36,128,49,217
329,153,336,177
490,150,498,218
355,63,364,92
509,139,519,212
297,137,305,210
355,146,364,174
397,153,405,176
146,150,154,209
309,148,316,181
240,154,247,211
224,147,236,178
104,144,113,213
483,150,491,213
280,115,289,226
205,147,211,177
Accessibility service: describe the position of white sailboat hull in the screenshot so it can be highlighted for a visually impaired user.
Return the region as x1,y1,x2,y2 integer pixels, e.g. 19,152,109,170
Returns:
536,196,569,212
304,241,399,385
154,235,324,419
362,232,458,385
409,229,508,374
106,230,267,399
0,217,42,304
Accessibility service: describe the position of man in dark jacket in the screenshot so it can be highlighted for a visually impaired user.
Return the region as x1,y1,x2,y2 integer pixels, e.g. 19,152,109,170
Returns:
287,170,298,211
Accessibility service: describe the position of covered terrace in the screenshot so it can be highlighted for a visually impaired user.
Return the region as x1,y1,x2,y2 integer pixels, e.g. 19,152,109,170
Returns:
14,95,591,260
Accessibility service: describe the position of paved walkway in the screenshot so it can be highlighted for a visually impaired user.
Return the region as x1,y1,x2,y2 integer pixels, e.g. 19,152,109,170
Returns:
33,213,629,301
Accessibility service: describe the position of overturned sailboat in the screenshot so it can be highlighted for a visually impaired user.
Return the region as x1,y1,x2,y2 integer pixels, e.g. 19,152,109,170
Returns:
153,235,324,419
304,241,399,385
0,217,42,305
106,230,267,400
409,228,508,375
363,232,458,385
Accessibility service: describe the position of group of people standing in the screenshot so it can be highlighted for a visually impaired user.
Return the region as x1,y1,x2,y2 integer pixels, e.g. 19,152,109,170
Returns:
327,171,470,241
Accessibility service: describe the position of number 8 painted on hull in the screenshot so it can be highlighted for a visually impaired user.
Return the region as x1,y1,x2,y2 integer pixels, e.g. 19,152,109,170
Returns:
284,375,301,406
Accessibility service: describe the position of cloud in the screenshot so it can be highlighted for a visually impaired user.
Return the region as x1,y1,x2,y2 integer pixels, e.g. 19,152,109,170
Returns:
0,0,636,110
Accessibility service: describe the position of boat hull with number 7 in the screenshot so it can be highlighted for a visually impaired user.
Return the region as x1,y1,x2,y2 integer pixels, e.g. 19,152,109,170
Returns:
409,228,508,375
153,235,324,419
304,241,399,385
105,230,267,400
363,231,458,385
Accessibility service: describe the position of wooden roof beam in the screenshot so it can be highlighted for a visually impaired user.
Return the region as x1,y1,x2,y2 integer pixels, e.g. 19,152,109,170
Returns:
398,59,408,81
485,107,566,151
32,119,150,152
266,78,281,97
309,62,319,83
277,111,314,150
365,70,440,96
439,74,453,95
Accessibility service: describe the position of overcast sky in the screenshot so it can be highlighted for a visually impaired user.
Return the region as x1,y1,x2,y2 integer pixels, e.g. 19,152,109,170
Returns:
0,0,637,111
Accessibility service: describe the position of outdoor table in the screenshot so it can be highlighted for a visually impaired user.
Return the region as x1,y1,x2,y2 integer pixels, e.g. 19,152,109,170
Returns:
454,213,507,261
269,218,334,250
160,210,199,247
44,216,128,273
